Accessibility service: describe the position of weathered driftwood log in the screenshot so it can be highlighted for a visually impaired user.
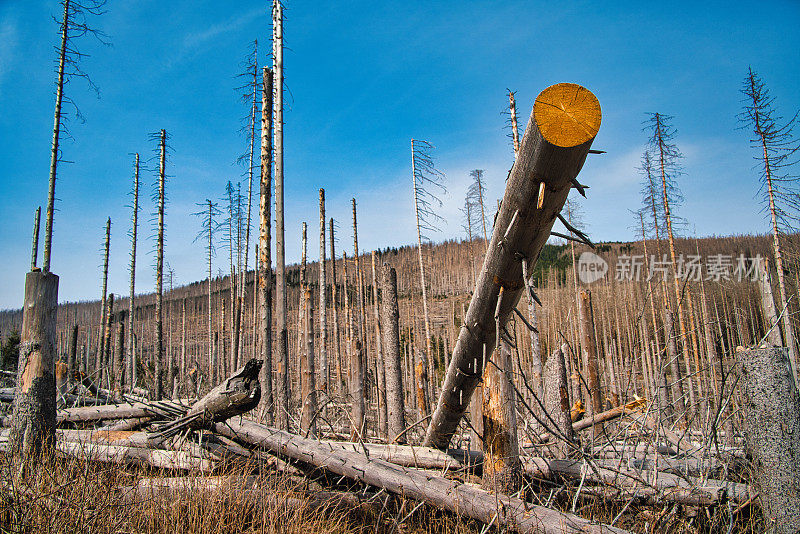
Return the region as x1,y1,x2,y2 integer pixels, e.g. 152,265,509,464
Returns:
182,359,262,427
57,398,192,424
215,419,630,534
735,347,800,532
57,439,212,471
424,83,601,449
10,271,59,459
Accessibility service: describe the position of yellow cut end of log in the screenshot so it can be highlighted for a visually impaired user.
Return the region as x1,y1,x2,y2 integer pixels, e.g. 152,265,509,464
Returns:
534,83,601,147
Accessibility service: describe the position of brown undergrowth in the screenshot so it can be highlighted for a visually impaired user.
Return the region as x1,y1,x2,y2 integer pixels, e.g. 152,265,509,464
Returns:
0,448,763,534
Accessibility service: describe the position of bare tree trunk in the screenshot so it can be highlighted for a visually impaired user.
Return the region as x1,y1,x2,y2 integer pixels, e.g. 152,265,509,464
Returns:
345,252,365,439
664,307,686,423
155,129,166,400
31,207,41,270
371,251,387,438
43,0,69,273
425,83,601,449
481,340,521,493
103,293,114,387
760,258,783,346
128,154,139,391
11,271,59,461
653,114,695,411
273,0,288,431
578,289,602,421
543,344,575,458
351,199,368,406
735,347,800,533
98,218,111,378
508,90,520,154
68,324,78,380
301,287,318,437
411,147,436,405
319,189,328,396
330,218,343,395
258,66,274,424
179,298,186,395
381,263,406,443
237,48,259,369
113,317,124,395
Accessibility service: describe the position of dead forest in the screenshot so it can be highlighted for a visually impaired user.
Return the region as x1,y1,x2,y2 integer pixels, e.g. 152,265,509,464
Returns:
2,2,800,534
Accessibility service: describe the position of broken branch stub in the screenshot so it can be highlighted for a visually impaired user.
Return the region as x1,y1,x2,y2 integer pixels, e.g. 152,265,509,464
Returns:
424,83,601,449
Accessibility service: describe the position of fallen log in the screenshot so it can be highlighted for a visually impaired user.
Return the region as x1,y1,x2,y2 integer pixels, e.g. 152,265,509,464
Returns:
534,397,647,444
57,439,212,471
318,440,481,470
537,458,752,505
120,476,365,513
57,398,193,425
215,419,630,534
425,83,601,449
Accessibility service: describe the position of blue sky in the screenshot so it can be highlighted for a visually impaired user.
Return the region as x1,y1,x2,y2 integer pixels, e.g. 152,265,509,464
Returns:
0,0,798,309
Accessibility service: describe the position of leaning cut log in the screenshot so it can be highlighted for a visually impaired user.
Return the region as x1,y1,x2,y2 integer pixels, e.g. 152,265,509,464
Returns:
215,419,629,534
424,83,601,449
736,347,800,533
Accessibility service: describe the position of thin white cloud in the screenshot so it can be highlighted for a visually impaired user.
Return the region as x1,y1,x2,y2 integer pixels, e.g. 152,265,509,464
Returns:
165,7,262,69
0,13,19,97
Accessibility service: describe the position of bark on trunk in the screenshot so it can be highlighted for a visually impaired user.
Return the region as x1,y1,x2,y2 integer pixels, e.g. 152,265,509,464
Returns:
382,263,406,443
258,66,274,424
735,347,800,533
11,271,59,459
424,83,601,449
578,289,602,421
542,344,575,458
481,340,521,493
759,258,782,346
215,419,629,534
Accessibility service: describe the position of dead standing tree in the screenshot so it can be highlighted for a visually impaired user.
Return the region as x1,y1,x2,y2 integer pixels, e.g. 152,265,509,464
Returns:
411,139,446,410
646,112,695,411
258,66,274,423
740,68,800,385
151,129,168,400
424,83,601,449
12,0,107,461
127,154,140,389
382,263,405,442
235,40,259,368
97,218,111,380
273,0,289,431
193,200,221,387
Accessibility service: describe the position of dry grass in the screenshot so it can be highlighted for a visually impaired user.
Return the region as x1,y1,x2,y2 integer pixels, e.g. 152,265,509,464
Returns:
0,445,764,534
0,450,483,534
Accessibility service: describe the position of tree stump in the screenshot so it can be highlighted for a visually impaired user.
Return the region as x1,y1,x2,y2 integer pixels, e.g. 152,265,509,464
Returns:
11,271,59,460
735,347,800,533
